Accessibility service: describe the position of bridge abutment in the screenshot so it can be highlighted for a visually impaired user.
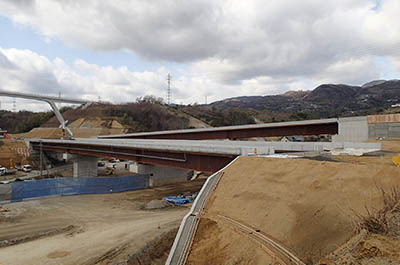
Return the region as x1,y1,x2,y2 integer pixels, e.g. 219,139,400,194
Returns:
129,162,192,187
332,116,369,142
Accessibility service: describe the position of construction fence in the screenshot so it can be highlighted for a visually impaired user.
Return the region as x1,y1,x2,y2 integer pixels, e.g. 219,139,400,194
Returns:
1,174,150,203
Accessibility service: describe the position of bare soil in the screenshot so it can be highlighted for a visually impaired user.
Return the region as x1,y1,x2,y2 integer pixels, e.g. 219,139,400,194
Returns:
0,178,205,265
187,140,400,264
127,228,179,265
0,139,29,168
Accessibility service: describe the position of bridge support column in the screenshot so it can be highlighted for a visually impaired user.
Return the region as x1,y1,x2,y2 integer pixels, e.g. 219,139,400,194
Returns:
71,155,98,178
129,163,193,187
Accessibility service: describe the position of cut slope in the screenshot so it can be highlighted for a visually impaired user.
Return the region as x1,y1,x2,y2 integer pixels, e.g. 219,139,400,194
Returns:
0,139,29,167
187,143,400,264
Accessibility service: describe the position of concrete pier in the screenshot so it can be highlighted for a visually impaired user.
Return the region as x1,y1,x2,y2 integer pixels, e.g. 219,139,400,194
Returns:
130,162,192,187
71,156,98,178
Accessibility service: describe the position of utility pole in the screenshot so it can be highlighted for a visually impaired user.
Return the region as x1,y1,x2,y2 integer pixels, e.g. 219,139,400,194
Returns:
39,140,43,177
205,96,208,105
167,73,171,105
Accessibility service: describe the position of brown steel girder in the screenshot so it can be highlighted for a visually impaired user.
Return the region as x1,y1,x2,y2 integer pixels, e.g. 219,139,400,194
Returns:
106,123,338,140
30,142,236,173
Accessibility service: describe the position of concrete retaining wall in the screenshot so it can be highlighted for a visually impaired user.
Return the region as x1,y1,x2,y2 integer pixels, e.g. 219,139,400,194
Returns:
368,122,400,139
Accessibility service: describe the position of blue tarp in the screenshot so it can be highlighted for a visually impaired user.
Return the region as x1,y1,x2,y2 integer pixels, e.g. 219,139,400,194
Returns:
11,174,149,202
162,196,190,205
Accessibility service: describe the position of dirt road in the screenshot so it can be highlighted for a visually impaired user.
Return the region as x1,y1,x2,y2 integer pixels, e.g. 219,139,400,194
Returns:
0,179,205,265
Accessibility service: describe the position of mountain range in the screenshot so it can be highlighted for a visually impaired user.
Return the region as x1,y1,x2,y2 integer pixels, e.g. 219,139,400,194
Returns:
209,79,400,118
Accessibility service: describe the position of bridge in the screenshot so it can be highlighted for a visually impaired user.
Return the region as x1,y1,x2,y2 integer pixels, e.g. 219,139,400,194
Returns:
0,89,92,137
98,118,339,140
28,137,380,174
29,138,275,173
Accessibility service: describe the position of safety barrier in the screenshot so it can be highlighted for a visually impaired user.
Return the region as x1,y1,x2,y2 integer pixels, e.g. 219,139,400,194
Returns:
0,184,12,202
10,174,149,202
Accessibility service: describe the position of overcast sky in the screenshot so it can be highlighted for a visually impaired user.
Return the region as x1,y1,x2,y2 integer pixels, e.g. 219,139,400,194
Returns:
0,0,399,112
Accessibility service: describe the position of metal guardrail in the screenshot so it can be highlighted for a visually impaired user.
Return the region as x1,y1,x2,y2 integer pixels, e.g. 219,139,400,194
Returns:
165,156,240,265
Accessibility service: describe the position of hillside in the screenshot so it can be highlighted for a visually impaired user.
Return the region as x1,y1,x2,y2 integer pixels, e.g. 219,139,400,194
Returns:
208,79,400,119
2,79,400,135
0,110,39,133
2,97,201,135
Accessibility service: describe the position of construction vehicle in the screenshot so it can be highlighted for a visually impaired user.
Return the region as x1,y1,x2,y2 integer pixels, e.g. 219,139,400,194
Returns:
393,154,400,167
105,167,115,175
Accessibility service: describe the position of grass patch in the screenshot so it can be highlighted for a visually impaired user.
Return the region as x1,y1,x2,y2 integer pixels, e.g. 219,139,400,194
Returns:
353,187,400,235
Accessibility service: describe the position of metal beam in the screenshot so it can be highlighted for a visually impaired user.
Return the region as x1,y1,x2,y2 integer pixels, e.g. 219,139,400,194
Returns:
0,89,93,138
29,140,236,173
0,90,91,104
99,119,339,140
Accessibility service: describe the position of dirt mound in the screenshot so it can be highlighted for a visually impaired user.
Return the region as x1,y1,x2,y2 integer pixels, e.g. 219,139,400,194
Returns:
321,230,400,265
145,200,172,210
128,228,179,265
187,217,272,265
68,118,125,129
187,141,400,264
15,126,126,139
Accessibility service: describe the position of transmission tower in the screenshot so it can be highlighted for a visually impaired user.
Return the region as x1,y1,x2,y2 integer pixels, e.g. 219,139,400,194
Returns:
13,98,16,112
167,73,171,105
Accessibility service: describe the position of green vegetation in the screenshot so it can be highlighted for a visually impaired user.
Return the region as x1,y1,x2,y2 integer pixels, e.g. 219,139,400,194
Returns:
14,111,54,133
180,105,255,127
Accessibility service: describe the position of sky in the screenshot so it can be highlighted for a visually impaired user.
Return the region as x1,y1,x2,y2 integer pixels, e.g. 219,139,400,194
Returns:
0,0,399,112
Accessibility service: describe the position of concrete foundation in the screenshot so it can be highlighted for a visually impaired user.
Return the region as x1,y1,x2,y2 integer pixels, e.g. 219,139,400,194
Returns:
332,116,369,142
72,156,98,178
130,162,192,187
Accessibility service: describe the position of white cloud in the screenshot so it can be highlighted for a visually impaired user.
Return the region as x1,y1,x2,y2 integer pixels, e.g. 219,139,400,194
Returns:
0,0,399,112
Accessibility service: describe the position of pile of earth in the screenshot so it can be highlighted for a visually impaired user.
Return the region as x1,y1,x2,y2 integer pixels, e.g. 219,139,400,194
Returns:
186,140,400,264
144,200,173,210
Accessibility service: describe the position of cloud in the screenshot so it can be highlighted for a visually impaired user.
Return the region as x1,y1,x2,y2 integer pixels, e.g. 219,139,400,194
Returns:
0,48,202,110
0,0,399,111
